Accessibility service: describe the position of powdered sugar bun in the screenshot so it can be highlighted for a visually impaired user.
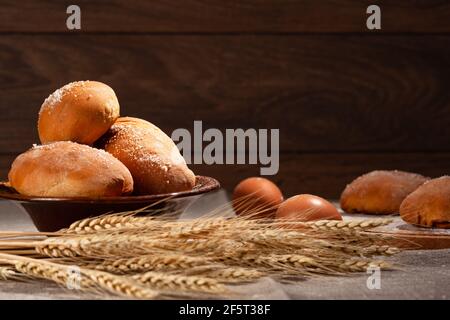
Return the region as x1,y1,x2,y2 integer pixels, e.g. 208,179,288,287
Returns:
38,81,120,145
8,141,133,197
97,117,196,195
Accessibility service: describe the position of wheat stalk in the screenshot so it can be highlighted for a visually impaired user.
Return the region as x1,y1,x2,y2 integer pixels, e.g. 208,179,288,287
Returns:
64,215,156,234
214,251,392,276
337,259,392,272
186,266,265,283
211,268,264,282
159,217,259,238
131,271,226,293
258,254,323,270
0,253,159,299
0,205,399,300
7,221,397,263
362,245,400,256
237,229,383,255
84,254,209,274
305,219,393,231
33,233,246,258
0,266,18,280
61,200,180,234
214,251,319,273
0,200,393,239
63,212,263,241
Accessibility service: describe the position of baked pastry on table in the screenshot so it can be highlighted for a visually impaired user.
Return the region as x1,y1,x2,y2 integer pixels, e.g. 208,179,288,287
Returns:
96,117,196,195
340,170,429,215
38,81,120,145
8,141,133,197
400,176,450,229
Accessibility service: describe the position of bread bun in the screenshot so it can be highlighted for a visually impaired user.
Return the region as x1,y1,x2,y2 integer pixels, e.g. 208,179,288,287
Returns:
340,170,429,215
38,81,120,145
97,117,195,195
8,141,133,197
400,176,450,228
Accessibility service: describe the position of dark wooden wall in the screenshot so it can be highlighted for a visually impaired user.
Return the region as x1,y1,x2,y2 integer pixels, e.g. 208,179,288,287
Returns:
0,1,450,198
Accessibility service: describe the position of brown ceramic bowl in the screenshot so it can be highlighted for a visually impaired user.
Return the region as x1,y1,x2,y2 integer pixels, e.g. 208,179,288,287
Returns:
0,176,220,232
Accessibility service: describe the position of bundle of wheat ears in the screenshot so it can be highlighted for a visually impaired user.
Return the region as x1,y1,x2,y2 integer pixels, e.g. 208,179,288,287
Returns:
0,198,399,299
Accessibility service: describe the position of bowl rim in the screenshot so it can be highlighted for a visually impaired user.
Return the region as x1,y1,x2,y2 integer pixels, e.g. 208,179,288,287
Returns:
0,175,220,204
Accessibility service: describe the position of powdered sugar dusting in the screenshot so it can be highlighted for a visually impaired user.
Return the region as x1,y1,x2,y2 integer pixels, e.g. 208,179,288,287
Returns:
40,81,90,114
100,117,195,194
12,140,133,197
106,120,187,170
107,123,153,163
30,141,122,170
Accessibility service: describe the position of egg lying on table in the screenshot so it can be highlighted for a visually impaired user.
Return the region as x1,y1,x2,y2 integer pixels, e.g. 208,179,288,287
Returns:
232,177,284,218
276,194,342,226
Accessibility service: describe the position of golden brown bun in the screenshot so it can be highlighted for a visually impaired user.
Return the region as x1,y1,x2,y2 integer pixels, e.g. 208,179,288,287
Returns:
8,141,133,197
340,170,429,215
97,117,195,195
38,81,120,145
400,176,450,228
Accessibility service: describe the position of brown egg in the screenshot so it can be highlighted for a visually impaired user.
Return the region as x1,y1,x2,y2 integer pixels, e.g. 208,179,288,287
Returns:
232,177,284,218
276,194,342,225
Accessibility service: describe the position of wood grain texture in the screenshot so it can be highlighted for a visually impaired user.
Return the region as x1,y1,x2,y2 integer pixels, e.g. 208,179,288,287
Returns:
0,35,450,153
0,0,449,33
1,152,449,198
191,152,450,198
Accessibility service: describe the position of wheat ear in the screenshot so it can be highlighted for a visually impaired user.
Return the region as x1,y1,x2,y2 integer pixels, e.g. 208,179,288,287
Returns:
63,215,159,234
35,234,244,258
337,259,392,272
158,217,256,237
0,266,19,280
215,252,319,273
0,253,158,299
238,230,376,254
132,271,226,293
305,219,393,231
186,266,265,283
84,254,209,274
362,245,400,256
60,199,179,234
213,268,264,282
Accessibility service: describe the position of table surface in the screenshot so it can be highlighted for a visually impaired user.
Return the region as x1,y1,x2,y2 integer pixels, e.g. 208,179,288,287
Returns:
0,191,449,300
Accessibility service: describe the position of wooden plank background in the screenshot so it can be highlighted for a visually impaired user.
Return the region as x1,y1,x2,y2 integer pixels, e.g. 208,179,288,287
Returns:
0,1,449,198
1,0,450,33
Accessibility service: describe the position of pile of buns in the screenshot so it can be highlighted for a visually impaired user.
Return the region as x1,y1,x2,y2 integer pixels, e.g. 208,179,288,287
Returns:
8,81,196,198
340,170,450,229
